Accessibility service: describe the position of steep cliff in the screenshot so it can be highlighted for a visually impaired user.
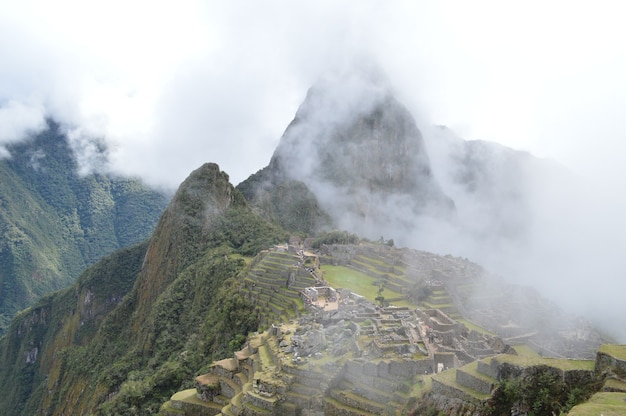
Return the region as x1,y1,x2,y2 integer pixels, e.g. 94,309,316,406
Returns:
238,71,454,237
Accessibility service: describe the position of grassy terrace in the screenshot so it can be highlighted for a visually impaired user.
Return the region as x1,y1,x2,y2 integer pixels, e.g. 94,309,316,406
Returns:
170,389,223,410
604,378,626,391
511,344,541,357
410,373,433,398
230,253,253,265
354,256,408,275
323,265,397,300
457,319,495,336
567,392,626,415
492,354,595,371
434,368,490,401
322,265,419,307
421,301,455,310
599,344,626,360
461,360,496,384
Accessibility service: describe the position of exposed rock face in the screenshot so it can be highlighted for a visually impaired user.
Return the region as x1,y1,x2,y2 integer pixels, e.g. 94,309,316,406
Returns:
239,71,454,238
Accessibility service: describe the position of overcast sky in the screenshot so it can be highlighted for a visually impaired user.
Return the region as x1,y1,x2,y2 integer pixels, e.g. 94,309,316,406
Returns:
2,0,625,189
2,1,626,339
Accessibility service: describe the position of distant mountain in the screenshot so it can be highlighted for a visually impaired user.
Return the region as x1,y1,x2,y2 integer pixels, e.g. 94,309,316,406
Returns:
0,121,169,333
238,71,568,270
238,73,454,237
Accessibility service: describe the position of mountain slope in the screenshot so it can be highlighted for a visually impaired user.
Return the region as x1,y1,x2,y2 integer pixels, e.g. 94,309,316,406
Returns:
238,72,454,237
0,121,168,333
0,162,288,415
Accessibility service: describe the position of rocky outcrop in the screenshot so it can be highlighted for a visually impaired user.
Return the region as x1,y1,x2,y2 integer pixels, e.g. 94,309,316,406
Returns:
238,71,454,240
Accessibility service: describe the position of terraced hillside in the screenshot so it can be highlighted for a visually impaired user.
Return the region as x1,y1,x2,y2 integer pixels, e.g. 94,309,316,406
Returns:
243,248,317,325
158,240,621,416
423,350,626,416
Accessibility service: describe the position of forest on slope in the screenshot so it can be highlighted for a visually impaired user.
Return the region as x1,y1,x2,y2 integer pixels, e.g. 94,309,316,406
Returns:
0,121,168,333
0,163,288,415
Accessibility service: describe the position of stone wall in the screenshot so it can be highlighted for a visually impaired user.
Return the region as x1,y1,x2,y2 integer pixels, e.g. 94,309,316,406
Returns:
477,359,497,379
431,378,482,405
455,369,494,395
243,391,277,411
434,352,458,372
596,349,626,378
328,389,386,414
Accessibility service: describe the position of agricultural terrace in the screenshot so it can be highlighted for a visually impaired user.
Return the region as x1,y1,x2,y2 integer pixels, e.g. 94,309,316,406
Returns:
321,264,417,307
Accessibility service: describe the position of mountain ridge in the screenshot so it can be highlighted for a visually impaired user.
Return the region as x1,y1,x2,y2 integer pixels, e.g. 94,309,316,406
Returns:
0,121,169,334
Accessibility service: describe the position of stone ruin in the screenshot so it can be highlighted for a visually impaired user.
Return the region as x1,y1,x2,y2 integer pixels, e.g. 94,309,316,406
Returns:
159,241,612,415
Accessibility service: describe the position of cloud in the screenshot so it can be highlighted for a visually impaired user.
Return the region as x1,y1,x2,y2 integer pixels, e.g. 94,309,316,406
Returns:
0,99,46,155
1,1,626,340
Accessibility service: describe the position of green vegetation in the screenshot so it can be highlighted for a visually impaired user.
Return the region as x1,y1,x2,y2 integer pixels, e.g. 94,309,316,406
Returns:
237,171,332,235
599,344,626,360
311,230,360,248
0,122,168,334
568,392,626,416
511,344,541,357
0,163,290,415
493,355,595,372
322,265,405,302
490,361,598,415
0,135,619,416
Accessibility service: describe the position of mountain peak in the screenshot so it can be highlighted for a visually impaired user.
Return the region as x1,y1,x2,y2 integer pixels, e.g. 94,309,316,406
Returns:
241,74,453,240
293,64,393,126
133,162,239,328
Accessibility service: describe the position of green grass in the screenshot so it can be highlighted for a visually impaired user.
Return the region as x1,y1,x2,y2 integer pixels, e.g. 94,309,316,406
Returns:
322,265,403,301
511,344,541,357
422,301,455,310
461,360,496,382
433,368,490,400
458,319,495,336
567,392,626,416
604,378,626,392
493,355,595,371
410,374,433,398
599,344,626,361
230,254,253,265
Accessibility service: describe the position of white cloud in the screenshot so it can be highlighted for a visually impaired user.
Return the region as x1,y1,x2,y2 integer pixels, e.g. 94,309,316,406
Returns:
0,99,46,144
2,0,626,339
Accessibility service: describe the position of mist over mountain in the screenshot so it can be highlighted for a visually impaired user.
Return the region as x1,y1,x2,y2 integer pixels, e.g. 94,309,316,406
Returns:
239,70,454,238
0,121,168,334
0,71,623,415
239,69,624,342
